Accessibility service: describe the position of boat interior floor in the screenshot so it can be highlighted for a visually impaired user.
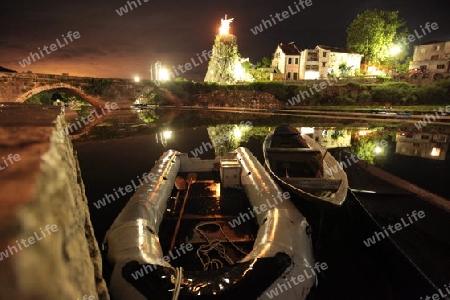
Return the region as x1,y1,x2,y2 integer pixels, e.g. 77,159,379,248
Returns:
158,171,258,271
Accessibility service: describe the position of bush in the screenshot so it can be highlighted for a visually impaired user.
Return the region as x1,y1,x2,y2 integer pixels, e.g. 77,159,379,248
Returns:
414,78,450,104
346,81,362,89
358,90,372,103
243,82,288,100
371,82,415,104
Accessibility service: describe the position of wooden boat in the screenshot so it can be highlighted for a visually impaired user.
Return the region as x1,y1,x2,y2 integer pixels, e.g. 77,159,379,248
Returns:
263,124,348,206
104,147,316,300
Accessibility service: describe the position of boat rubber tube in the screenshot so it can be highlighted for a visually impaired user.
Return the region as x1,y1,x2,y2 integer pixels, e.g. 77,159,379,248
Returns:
122,252,292,300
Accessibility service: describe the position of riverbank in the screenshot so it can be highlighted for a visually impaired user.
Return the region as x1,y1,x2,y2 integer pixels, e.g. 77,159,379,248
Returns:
152,79,450,108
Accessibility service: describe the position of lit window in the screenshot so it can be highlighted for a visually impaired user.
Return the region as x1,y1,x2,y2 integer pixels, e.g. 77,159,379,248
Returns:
431,147,441,156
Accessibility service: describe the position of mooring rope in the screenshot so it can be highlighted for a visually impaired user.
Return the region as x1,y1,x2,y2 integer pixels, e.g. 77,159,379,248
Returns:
195,221,248,271
171,266,183,300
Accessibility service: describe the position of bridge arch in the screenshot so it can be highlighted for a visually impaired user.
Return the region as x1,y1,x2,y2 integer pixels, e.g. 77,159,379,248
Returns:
15,83,105,108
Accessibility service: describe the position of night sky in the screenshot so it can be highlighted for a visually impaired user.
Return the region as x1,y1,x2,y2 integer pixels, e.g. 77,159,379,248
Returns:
0,0,448,80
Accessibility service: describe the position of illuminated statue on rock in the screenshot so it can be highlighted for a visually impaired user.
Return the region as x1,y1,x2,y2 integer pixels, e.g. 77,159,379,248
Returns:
220,15,234,35
204,15,253,84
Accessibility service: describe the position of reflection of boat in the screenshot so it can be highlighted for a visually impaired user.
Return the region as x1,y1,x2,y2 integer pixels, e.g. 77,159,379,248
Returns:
263,124,348,206
105,147,316,300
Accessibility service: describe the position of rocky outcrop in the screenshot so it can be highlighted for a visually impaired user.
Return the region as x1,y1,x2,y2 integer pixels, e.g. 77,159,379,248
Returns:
0,104,109,300
204,34,240,84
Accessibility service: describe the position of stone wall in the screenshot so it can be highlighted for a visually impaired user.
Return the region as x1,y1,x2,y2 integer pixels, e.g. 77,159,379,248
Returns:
0,104,109,300
0,72,138,108
195,90,283,109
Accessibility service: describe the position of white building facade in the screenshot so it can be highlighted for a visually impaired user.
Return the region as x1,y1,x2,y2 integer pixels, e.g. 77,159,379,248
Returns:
272,43,362,80
409,41,450,76
271,43,301,81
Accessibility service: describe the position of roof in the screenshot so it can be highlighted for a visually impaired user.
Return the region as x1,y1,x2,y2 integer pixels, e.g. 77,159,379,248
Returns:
278,43,301,55
417,40,447,46
316,45,361,55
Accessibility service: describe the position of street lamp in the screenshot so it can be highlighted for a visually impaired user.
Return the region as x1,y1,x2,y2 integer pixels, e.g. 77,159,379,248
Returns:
389,45,401,56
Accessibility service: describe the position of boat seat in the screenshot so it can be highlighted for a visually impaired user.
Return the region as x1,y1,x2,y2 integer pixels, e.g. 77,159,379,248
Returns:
280,177,342,192
267,147,320,153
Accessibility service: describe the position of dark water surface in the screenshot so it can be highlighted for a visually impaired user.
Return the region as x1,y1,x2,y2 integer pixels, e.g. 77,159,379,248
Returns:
73,108,450,299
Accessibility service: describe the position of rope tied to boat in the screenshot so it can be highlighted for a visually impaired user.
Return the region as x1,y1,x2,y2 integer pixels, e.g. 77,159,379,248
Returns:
171,266,183,300
195,221,248,271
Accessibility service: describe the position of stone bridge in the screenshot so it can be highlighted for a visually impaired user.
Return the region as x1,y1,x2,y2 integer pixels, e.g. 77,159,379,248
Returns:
0,72,142,108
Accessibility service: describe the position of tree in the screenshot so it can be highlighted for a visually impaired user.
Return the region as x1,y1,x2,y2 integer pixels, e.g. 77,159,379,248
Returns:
347,10,406,65
338,63,353,77
261,57,271,67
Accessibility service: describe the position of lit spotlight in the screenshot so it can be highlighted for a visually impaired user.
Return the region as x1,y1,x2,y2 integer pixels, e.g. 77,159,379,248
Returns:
390,45,401,56
159,69,170,81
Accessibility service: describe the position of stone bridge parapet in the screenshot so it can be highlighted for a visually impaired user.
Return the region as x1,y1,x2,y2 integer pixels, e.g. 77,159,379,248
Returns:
0,72,140,108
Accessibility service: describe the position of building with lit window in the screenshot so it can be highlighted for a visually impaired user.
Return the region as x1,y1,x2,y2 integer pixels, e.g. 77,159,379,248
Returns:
271,43,301,81
409,41,450,79
271,43,362,80
300,46,363,79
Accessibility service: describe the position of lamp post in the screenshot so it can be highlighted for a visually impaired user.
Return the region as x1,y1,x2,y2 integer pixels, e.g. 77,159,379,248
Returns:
388,44,401,75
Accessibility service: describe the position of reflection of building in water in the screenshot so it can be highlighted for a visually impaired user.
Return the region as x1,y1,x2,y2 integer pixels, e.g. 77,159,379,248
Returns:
396,132,449,160
301,127,352,149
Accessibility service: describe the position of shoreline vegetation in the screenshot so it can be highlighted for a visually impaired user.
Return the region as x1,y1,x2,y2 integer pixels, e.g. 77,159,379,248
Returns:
147,77,450,109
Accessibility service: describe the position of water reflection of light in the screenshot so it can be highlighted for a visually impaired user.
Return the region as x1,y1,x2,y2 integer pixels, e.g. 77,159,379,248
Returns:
155,130,173,147
163,130,172,139
374,146,382,154
233,127,242,139
431,147,441,157
359,130,367,136
300,127,314,134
